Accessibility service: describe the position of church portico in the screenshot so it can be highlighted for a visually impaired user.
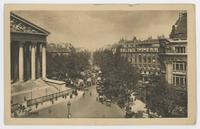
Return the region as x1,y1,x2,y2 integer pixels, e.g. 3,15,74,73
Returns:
11,41,47,83
10,12,49,83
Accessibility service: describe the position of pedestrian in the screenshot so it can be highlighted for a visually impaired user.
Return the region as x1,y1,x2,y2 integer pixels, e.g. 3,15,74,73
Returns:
75,90,78,96
70,94,72,99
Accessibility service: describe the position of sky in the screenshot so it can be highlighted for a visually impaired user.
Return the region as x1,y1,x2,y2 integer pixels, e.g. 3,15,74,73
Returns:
14,10,179,51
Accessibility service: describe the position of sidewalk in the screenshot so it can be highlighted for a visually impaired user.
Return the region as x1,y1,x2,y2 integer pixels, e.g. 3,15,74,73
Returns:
129,92,161,118
13,90,84,117
11,79,70,104
129,93,147,113
12,85,60,104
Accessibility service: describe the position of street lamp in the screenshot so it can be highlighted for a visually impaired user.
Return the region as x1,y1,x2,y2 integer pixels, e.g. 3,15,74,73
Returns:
67,101,71,118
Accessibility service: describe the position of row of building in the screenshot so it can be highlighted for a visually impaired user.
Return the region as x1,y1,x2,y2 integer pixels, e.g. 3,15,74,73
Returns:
9,11,187,95
114,11,187,94
47,43,74,56
119,38,161,76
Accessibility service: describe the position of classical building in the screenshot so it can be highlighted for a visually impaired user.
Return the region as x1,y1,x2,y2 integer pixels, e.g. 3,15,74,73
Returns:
10,12,49,83
159,11,187,93
119,38,161,77
10,13,68,113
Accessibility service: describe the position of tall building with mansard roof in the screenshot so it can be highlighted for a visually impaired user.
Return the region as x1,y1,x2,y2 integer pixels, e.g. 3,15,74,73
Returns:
159,11,187,95
169,11,187,40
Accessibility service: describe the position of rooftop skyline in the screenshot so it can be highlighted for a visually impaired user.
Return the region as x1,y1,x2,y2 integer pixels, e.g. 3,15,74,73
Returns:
14,11,179,51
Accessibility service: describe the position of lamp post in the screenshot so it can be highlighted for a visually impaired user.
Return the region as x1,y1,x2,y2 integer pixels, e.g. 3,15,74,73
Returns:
67,101,71,118
31,86,33,100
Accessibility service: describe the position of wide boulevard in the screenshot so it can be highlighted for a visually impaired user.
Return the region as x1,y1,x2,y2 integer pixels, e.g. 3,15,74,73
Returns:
27,84,125,118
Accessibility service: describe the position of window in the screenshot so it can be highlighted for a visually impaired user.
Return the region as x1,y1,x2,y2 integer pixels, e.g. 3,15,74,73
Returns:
175,47,186,53
143,55,146,63
180,78,184,85
139,55,142,63
173,62,186,71
176,64,179,70
173,75,186,87
180,64,184,70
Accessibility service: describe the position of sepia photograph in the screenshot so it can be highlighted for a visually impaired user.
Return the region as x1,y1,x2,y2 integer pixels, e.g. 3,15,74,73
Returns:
4,4,196,125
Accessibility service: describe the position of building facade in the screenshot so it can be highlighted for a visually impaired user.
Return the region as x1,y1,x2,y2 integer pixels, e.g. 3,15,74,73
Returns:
47,43,74,57
159,11,187,93
119,38,161,77
10,13,49,83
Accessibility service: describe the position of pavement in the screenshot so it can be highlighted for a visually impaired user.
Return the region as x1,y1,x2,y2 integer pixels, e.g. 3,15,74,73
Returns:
24,85,125,118
17,90,83,118
11,78,74,105
11,79,63,104
129,93,147,113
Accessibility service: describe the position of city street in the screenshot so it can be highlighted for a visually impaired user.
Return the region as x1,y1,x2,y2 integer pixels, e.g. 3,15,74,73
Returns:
9,10,188,120
27,85,125,118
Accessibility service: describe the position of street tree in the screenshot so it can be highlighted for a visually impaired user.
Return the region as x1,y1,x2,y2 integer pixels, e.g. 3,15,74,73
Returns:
93,45,139,108
146,75,187,117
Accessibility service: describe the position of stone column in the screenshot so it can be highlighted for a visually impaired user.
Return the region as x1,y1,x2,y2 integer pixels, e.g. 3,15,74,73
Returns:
18,43,24,81
31,44,36,80
42,44,46,79
26,44,31,80
36,43,41,79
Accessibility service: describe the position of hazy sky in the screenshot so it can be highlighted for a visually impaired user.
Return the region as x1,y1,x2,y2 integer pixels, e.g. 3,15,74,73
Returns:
14,11,179,51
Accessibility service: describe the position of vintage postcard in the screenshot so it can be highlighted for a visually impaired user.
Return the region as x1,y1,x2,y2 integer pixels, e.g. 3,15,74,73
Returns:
4,4,196,125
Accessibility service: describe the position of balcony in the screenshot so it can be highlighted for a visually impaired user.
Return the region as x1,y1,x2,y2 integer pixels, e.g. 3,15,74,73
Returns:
173,71,186,75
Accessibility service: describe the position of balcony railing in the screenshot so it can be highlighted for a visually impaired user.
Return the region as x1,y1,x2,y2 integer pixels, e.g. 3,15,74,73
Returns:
26,89,73,107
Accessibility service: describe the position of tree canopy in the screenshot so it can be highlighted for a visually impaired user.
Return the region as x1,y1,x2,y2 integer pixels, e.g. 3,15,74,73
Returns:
93,46,139,107
47,45,91,81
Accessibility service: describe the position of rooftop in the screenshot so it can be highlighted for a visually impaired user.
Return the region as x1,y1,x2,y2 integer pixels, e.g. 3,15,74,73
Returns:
10,12,50,36
169,11,187,40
